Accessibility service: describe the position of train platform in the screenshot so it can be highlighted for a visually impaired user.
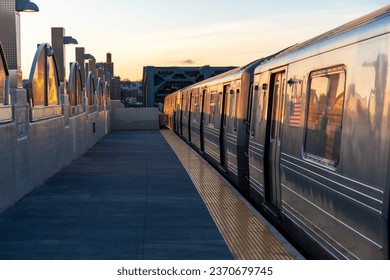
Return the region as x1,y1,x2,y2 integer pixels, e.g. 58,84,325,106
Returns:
0,130,303,260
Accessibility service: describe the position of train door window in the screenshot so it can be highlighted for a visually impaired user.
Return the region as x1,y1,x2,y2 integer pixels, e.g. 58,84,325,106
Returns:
250,85,259,137
229,89,235,130
182,95,187,117
207,94,211,125
186,94,190,118
233,89,240,133
218,91,223,116
270,81,280,140
216,92,221,126
189,93,192,112
186,94,190,117
193,92,199,122
270,75,286,142
304,66,346,166
247,84,254,128
209,92,217,126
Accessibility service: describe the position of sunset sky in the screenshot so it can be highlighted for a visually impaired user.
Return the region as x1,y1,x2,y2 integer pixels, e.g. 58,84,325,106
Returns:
19,0,389,81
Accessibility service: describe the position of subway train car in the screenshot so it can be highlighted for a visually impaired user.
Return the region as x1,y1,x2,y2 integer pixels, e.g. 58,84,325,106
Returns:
248,5,390,259
175,61,264,193
164,5,390,259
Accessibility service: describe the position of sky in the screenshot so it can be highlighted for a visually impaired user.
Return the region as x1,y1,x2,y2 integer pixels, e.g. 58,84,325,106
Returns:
19,0,389,81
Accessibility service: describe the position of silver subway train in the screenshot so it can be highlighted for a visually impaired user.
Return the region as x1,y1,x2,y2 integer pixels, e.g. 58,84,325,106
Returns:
164,5,390,259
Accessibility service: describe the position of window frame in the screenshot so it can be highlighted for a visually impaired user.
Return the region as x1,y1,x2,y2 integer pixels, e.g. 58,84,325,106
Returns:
303,65,346,167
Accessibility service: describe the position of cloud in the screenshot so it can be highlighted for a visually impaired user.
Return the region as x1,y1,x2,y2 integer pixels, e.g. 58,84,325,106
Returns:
163,59,197,65
181,59,196,65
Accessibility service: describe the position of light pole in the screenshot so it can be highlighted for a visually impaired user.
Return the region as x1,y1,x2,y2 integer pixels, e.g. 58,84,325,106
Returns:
51,27,78,90
75,47,85,83
0,0,39,88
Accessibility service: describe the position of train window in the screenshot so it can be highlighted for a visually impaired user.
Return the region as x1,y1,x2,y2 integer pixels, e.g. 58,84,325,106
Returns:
189,93,192,112
304,66,345,166
193,92,198,121
250,85,259,137
186,94,190,117
182,96,187,117
180,95,184,118
209,93,217,126
233,89,240,132
229,90,235,127
270,82,280,141
186,95,190,117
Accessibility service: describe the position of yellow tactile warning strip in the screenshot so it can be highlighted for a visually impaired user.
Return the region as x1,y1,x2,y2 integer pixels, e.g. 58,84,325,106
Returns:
161,130,303,260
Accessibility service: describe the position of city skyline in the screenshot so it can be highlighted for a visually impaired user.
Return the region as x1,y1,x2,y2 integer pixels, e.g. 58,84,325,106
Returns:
19,0,389,81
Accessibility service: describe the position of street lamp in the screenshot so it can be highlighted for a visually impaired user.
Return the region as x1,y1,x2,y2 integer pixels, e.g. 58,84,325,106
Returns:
84,54,95,60
63,36,78,45
15,0,39,12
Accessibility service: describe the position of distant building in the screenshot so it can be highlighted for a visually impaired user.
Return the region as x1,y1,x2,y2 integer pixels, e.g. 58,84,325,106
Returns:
121,81,143,107
97,53,121,100
142,65,236,107
98,53,114,77
110,76,121,100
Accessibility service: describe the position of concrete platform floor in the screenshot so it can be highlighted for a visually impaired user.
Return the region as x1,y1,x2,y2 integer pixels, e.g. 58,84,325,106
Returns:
161,130,301,260
0,131,233,260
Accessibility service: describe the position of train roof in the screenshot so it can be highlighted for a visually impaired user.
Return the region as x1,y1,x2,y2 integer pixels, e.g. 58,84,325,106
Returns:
254,5,390,72
176,48,291,93
185,58,263,90
282,5,390,56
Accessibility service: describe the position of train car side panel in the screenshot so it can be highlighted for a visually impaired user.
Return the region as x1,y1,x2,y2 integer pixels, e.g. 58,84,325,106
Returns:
279,33,390,259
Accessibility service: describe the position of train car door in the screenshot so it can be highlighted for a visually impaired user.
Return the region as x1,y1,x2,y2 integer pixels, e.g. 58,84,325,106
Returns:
220,84,230,169
264,70,286,214
200,89,206,153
